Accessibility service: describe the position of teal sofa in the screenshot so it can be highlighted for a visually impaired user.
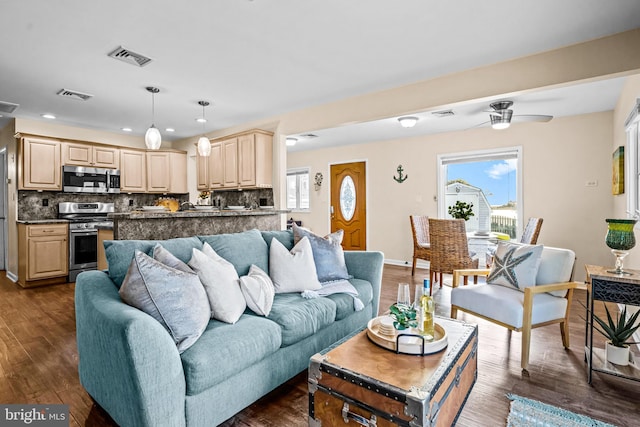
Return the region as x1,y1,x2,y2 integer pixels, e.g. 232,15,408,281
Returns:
75,229,384,426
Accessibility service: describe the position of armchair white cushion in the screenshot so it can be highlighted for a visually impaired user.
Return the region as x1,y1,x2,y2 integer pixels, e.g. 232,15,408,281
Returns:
451,246,577,373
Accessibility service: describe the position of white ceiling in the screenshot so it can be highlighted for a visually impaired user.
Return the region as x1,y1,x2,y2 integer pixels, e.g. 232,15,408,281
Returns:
0,0,639,150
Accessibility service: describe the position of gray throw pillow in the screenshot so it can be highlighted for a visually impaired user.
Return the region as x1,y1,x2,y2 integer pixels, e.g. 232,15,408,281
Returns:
152,243,193,273
487,242,543,291
292,223,350,282
119,250,210,353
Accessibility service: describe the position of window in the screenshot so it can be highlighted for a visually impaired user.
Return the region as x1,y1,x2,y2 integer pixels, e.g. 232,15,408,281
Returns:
625,100,640,218
437,147,523,238
286,168,310,210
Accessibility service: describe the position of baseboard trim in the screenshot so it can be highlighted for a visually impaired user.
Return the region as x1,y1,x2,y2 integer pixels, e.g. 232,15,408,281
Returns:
384,258,430,270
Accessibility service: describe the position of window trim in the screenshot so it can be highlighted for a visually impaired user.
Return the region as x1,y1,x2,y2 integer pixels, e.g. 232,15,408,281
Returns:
286,167,310,212
625,99,640,219
437,146,523,239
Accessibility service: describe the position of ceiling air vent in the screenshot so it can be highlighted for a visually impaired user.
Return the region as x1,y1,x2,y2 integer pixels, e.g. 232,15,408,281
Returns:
107,46,152,67
300,133,318,139
0,101,19,114
431,109,454,117
57,89,93,101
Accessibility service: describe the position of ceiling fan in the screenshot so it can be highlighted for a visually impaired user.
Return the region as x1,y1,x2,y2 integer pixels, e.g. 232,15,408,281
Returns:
477,101,553,130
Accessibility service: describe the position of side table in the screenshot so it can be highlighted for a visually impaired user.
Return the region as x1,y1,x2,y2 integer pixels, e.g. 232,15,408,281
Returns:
584,265,640,384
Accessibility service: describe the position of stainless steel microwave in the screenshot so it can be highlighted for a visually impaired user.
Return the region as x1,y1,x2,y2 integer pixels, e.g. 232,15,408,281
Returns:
62,165,120,193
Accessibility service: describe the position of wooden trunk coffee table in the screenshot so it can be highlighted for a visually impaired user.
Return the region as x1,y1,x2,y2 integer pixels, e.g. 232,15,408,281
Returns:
308,317,477,427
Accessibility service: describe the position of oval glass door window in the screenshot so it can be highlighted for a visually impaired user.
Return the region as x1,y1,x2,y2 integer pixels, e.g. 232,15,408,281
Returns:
340,175,356,221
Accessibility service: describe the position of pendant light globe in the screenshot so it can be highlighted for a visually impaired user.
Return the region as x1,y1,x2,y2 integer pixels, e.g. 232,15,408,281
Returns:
196,101,212,156
145,87,161,150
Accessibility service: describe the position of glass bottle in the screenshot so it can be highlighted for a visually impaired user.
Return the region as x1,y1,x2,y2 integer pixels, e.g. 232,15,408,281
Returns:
420,279,435,340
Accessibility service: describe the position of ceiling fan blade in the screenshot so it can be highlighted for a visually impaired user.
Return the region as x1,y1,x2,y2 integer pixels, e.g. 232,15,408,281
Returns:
466,120,491,130
512,114,553,123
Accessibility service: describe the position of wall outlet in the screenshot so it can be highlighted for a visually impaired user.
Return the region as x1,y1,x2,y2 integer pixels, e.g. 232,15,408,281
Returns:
42,198,48,207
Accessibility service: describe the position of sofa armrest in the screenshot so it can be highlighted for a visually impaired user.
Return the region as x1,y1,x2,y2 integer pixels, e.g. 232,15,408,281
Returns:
75,270,187,427
452,269,491,288
344,251,384,317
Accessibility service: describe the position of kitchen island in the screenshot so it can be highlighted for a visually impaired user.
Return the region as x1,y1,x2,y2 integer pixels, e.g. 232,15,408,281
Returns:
108,208,286,240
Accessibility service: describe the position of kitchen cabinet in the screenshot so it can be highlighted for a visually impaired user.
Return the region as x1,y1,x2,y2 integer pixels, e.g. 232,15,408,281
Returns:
120,149,146,192
204,130,272,190
62,142,119,168
20,136,62,190
146,151,187,193
17,223,68,287
238,131,273,188
196,151,209,191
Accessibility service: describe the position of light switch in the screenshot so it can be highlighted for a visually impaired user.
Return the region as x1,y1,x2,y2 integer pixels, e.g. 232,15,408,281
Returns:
586,180,598,187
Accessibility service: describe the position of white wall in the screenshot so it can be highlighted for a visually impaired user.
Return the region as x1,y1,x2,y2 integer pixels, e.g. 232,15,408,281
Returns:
288,112,613,282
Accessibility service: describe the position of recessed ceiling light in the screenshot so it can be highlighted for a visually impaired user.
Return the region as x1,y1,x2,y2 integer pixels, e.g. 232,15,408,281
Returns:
398,116,418,128
195,118,207,123
165,128,175,132
121,127,132,132
41,113,56,119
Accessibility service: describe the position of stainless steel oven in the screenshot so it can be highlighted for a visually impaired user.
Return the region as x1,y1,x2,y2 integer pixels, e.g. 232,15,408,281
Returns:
59,202,114,281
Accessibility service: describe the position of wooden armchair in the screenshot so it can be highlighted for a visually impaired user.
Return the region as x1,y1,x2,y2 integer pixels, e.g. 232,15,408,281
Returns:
428,218,478,293
410,215,431,276
450,246,577,374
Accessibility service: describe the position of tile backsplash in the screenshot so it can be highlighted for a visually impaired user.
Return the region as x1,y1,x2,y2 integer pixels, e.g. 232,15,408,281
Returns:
17,188,274,220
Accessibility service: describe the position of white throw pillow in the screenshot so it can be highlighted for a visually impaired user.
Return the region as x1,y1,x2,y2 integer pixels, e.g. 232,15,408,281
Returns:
269,236,322,293
188,243,246,324
487,242,543,291
119,250,210,353
239,264,275,316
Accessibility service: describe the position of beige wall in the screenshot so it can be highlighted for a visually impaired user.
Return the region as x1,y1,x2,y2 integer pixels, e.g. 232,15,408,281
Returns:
288,112,613,282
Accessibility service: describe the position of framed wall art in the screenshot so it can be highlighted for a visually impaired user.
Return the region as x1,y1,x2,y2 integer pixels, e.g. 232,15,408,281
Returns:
612,146,624,195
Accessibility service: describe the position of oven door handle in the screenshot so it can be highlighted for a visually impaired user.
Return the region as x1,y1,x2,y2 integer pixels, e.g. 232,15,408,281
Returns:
69,229,98,235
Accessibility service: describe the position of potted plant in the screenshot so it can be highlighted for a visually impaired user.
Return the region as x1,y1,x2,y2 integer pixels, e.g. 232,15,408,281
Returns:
592,303,640,366
448,201,475,221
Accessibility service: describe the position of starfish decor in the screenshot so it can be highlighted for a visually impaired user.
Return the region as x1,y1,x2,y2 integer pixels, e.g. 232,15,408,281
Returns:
487,246,533,289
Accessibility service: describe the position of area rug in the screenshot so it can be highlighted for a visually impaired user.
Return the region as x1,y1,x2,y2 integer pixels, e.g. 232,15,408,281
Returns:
506,394,617,427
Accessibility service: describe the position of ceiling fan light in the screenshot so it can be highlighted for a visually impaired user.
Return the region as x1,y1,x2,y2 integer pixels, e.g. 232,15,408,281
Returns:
145,125,162,149
197,136,211,156
398,116,418,128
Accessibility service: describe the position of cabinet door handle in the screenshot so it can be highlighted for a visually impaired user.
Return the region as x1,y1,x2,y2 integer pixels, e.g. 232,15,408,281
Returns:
342,403,376,426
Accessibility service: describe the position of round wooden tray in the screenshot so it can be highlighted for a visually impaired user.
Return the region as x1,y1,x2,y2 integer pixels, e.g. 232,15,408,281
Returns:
366,316,448,355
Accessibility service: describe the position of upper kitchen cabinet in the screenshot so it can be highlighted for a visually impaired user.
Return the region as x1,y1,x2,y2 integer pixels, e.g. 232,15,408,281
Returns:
20,136,62,190
62,142,120,169
204,130,273,190
196,149,209,191
238,130,273,188
146,151,187,193
120,149,146,192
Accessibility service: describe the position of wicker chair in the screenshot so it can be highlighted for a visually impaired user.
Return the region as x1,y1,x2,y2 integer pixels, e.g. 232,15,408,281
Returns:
487,217,544,267
428,218,478,294
410,215,431,276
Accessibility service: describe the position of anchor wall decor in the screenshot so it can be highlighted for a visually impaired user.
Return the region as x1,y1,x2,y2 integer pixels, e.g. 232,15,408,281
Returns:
393,165,408,183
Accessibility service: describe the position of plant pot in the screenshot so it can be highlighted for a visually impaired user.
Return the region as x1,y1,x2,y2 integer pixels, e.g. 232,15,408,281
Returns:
605,341,630,366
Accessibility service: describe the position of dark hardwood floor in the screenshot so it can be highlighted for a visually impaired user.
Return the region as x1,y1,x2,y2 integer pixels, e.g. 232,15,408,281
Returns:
1,265,639,426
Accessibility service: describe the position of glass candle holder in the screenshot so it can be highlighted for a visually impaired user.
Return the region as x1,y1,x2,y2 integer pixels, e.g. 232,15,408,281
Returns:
605,218,637,275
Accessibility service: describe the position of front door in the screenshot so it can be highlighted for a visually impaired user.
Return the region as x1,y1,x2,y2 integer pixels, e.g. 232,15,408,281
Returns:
330,161,366,250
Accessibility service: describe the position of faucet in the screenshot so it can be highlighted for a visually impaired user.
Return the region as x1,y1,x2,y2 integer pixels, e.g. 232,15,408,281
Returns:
180,201,194,211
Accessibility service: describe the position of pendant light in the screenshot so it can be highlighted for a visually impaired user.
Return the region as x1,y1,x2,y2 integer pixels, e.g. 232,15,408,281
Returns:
196,101,211,156
144,86,161,150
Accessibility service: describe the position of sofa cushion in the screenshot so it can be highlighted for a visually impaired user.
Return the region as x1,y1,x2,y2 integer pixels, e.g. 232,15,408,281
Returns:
180,315,282,395
267,293,336,346
487,242,543,291
198,229,268,276
261,230,294,252
188,244,246,324
269,237,322,293
451,283,568,329
119,250,210,353
105,237,202,288
326,279,374,321
239,265,275,316
292,223,350,282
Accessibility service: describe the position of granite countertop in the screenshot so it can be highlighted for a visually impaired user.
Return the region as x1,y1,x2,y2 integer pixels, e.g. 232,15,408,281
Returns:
109,208,288,220
17,219,69,224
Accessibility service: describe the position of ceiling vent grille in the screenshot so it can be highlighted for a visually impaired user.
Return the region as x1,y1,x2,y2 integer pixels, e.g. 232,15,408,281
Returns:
300,133,318,139
107,46,152,67
432,109,454,117
0,101,19,114
57,89,93,101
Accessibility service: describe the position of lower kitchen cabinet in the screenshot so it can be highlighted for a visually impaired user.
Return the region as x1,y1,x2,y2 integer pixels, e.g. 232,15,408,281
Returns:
17,223,69,287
